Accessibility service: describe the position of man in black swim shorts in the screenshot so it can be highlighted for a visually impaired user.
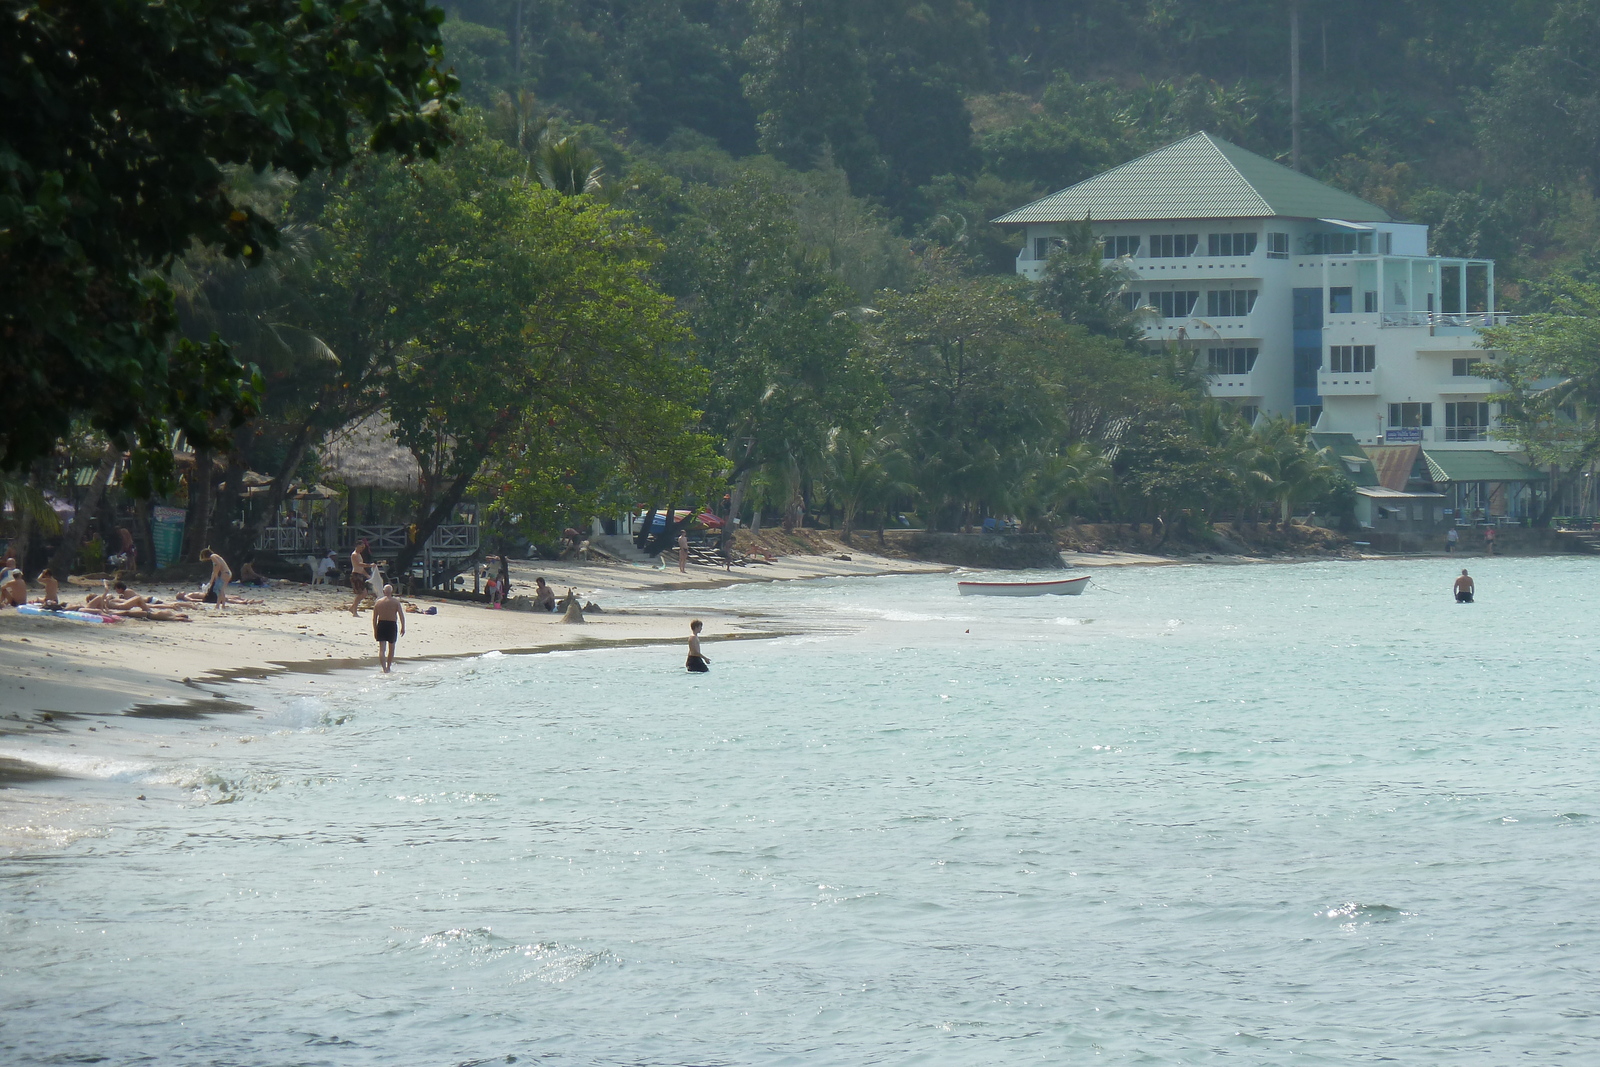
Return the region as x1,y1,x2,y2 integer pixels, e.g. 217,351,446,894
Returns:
1454,569,1474,603
372,583,406,672
686,619,710,673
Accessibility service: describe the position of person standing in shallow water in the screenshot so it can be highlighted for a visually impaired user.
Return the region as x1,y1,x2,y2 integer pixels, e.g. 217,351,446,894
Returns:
372,583,405,672
686,619,710,673
1454,569,1475,603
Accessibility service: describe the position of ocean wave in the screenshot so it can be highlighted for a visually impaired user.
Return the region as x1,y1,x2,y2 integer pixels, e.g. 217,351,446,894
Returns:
0,746,153,782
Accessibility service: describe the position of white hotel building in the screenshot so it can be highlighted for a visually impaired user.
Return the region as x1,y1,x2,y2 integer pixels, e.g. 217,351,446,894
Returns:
996,133,1501,445
995,133,1544,522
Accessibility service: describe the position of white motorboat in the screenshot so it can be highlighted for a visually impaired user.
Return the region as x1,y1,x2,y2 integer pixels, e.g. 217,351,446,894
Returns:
956,575,1089,597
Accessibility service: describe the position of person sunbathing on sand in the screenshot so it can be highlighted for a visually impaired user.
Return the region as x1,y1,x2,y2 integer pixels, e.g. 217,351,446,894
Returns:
88,581,154,612
34,568,62,609
0,557,26,607
116,606,191,622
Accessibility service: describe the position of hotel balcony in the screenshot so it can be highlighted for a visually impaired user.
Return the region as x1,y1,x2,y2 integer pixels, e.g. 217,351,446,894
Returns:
1318,372,1377,395
1204,371,1264,400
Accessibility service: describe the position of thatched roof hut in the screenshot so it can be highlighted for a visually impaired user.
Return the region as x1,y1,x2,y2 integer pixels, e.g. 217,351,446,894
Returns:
320,415,422,492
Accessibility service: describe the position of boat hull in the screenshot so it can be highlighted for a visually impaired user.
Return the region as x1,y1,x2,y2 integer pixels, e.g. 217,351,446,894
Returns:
957,576,1088,597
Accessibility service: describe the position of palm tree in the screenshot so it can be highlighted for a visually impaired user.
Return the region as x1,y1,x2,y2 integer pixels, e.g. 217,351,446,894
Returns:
534,136,604,197
1014,441,1111,531
819,430,913,545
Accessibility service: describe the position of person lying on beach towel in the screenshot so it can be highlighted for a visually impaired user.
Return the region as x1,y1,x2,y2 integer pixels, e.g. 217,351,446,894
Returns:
87,581,156,612
114,606,192,622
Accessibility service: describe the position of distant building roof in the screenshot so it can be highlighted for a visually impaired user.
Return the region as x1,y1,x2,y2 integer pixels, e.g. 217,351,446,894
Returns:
1423,450,1546,483
993,132,1395,225
1309,432,1379,488
1355,486,1445,499
1364,444,1423,491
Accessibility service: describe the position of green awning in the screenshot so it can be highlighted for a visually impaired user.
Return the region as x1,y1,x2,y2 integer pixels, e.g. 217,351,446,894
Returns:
1423,450,1545,483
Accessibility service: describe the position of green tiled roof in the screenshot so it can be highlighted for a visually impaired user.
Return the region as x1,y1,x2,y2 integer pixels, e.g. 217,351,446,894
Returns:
993,132,1395,224
1423,450,1545,483
1310,432,1379,487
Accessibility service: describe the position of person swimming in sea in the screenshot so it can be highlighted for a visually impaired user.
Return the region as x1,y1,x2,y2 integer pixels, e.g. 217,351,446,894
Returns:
686,619,710,673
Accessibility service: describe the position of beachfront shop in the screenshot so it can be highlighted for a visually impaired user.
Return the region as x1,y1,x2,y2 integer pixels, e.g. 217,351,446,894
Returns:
1422,450,1545,523
1354,486,1448,550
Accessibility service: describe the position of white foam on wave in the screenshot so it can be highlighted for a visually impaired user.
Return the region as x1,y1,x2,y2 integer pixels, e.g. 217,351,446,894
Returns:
0,746,154,782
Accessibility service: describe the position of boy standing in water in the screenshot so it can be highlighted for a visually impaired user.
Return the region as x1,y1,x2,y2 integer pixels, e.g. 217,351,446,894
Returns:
686,619,710,673
372,584,405,672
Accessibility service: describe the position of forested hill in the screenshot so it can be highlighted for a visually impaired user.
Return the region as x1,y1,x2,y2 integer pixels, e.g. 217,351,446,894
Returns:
439,0,1600,288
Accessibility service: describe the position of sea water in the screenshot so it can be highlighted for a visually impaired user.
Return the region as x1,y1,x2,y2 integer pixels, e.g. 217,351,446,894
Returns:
4,557,1600,1064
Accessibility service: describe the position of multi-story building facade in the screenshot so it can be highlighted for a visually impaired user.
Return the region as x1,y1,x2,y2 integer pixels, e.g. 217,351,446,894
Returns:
995,133,1504,452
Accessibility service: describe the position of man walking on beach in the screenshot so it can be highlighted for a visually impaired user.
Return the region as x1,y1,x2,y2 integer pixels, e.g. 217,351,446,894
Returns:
1446,527,1458,552
1454,569,1475,603
1484,525,1497,555
348,539,373,616
677,528,689,573
372,583,405,672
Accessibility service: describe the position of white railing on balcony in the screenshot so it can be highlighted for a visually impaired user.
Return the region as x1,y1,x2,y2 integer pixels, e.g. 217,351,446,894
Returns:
1381,312,1513,329
256,523,478,559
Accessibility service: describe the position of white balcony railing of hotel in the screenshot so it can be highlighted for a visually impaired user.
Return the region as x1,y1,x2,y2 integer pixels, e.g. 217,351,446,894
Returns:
1380,312,1514,329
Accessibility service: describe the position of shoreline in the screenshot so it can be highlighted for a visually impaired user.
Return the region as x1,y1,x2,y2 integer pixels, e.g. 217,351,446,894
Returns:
0,549,952,802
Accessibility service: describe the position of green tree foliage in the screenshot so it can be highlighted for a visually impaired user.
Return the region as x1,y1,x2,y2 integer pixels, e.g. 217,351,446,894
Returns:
1034,219,1148,341
870,264,1149,530
1482,275,1600,522
654,173,882,478
1,0,459,485
1475,0,1600,196
294,128,714,568
742,0,876,181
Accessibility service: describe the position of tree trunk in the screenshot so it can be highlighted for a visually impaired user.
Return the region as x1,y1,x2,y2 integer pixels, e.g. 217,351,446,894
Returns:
248,417,320,559
636,505,659,552
722,470,750,557
393,465,480,585
211,435,251,562
48,444,119,576
183,448,215,559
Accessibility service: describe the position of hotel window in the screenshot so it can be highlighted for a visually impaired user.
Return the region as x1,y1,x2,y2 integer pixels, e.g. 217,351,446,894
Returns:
1207,289,1258,317
1206,347,1259,375
1102,235,1140,259
1306,231,1363,255
1328,345,1375,373
1207,232,1257,257
1329,286,1353,314
1267,232,1289,259
1148,233,1198,258
1364,290,1378,312
1379,232,1393,254
1118,291,1144,312
1034,236,1065,261
1294,405,1322,425
1151,291,1199,318
1451,357,1484,376
1236,405,1260,425
1445,402,1489,441
1388,402,1433,427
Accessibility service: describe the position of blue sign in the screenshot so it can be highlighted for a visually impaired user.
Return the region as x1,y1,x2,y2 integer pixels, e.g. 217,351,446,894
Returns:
1385,427,1422,443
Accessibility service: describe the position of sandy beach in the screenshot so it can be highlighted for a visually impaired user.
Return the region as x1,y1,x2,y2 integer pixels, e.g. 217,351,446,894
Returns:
0,548,953,724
